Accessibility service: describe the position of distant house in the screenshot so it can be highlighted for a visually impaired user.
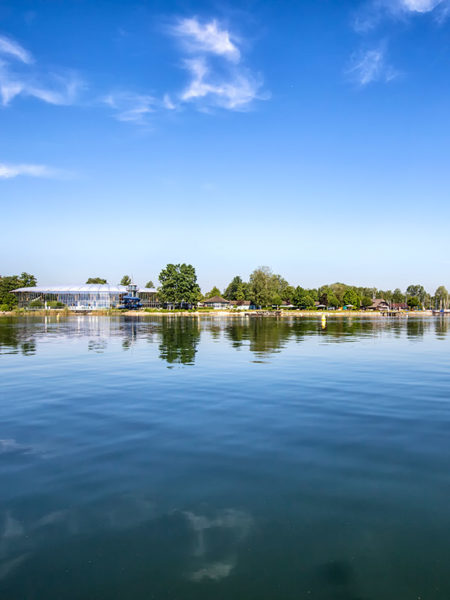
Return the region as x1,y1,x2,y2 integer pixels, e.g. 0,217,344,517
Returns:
392,302,408,310
280,302,295,310
229,300,252,310
201,295,231,310
314,303,327,310
366,298,390,311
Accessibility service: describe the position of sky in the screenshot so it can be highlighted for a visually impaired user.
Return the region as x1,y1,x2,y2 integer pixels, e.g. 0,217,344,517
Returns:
1,0,450,293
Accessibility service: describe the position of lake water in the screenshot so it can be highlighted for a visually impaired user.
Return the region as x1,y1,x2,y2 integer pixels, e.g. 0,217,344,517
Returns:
1,315,449,599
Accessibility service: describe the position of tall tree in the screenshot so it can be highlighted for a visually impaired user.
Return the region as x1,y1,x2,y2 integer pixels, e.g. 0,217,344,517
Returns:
205,286,222,299
343,289,360,308
120,275,132,286
434,286,449,309
224,276,243,300
392,288,405,303
86,277,107,284
158,263,201,306
145,280,154,289
249,266,275,307
406,284,427,306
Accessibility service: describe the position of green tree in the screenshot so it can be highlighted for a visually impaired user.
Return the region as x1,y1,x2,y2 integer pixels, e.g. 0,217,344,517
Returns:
224,276,243,300
120,275,131,286
343,289,360,308
392,288,404,303
361,296,373,308
283,285,296,303
406,285,427,307
145,280,154,289
434,286,449,310
205,286,222,299
271,293,283,307
0,273,37,310
235,282,246,301
407,296,420,310
294,286,315,309
158,263,201,306
86,277,107,284
249,266,275,307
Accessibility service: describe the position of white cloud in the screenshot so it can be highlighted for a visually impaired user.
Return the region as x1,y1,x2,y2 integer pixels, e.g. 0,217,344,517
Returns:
400,0,444,12
103,93,158,124
181,57,263,110
0,34,33,64
348,47,398,85
353,0,448,31
0,34,83,107
172,17,240,62
169,17,266,112
0,163,57,179
0,67,83,106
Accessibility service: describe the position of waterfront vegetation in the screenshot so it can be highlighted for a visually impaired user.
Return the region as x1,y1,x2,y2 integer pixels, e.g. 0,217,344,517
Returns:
1,266,449,312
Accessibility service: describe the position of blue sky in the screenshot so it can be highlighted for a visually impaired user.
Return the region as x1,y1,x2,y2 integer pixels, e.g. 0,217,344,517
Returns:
1,0,450,292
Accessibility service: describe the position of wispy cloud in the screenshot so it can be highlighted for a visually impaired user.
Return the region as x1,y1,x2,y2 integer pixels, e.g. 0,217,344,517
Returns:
348,46,398,86
400,0,444,13
0,34,83,107
103,93,157,124
354,0,448,30
0,163,58,179
171,17,240,62
181,57,263,110
0,34,33,64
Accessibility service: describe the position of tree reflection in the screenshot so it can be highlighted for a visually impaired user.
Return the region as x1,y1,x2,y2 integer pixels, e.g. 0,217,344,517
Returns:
0,318,36,355
434,316,449,340
158,318,201,365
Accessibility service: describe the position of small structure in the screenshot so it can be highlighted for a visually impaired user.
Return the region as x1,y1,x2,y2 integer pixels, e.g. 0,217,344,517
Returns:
229,300,252,310
119,284,142,310
366,298,390,311
201,295,231,310
392,302,408,310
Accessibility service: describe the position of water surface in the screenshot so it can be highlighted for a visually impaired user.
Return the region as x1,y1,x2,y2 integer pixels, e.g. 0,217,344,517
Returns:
1,315,449,599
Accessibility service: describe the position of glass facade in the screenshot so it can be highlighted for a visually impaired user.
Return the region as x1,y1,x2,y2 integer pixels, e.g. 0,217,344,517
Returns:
12,286,159,310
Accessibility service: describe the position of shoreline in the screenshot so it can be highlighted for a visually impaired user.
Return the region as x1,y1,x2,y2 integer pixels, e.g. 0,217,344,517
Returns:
0,309,437,318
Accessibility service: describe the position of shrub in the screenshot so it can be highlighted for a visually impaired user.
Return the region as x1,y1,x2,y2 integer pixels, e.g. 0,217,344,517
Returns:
47,301,66,309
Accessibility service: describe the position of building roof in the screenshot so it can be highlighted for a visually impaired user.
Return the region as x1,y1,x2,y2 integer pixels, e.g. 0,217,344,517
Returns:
370,298,389,306
203,295,230,304
12,284,156,293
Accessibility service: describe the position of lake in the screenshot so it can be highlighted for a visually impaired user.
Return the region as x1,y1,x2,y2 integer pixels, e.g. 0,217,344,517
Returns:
1,315,449,599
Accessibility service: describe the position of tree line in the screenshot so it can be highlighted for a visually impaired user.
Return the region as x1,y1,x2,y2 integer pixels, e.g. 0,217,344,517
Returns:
1,266,449,310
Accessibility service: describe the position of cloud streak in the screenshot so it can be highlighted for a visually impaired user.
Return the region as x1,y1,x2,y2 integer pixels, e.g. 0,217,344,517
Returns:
348,46,398,86
103,93,157,124
0,34,83,107
0,34,33,64
181,57,263,110
0,163,59,179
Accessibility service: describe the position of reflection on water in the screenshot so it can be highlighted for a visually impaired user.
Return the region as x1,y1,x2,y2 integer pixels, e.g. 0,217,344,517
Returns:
159,318,201,366
1,315,450,599
0,315,447,363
